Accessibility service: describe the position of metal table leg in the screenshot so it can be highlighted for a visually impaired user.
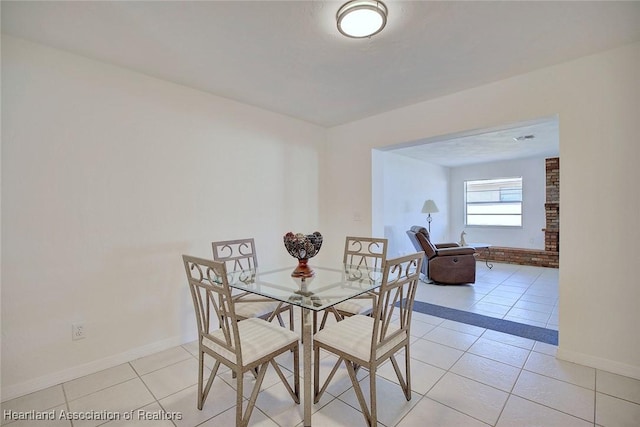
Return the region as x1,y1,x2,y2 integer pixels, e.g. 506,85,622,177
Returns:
485,247,493,269
302,307,312,426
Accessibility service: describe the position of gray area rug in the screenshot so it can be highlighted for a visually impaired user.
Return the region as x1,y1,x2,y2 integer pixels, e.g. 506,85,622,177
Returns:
412,300,558,345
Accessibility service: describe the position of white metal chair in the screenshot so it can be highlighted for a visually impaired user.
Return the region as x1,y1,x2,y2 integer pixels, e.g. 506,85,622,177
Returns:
313,252,423,427
212,238,294,329
318,236,388,330
182,255,300,427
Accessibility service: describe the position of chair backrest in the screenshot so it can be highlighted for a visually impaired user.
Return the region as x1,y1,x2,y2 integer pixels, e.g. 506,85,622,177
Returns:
182,255,243,364
212,238,258,271
407,226,437,259
369,252,423,360
343,236,388,270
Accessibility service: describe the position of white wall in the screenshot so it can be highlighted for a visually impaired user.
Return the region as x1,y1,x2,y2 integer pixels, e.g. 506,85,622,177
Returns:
449,156,547,249
323,42,640,379
1,36,325,399
372,151,449,257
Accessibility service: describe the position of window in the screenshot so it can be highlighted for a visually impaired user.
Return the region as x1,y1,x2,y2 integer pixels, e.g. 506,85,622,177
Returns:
465,177,522,226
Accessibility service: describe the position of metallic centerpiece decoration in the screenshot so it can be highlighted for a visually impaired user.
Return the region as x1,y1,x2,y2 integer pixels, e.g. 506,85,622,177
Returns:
283,231,323,277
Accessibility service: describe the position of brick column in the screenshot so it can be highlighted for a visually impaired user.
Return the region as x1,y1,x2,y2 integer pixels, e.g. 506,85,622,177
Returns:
545,157,559,252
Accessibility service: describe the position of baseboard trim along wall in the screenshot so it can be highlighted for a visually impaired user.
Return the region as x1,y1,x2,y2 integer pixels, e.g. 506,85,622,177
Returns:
557,347,640,381
1,335,188,402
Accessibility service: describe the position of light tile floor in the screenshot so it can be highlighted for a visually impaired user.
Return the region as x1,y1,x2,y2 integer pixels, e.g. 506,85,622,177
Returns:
418,261,560,330
3,263,640,426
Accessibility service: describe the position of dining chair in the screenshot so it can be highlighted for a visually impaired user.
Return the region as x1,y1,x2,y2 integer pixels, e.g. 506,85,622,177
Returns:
212,238,294,330
182,255,300,427
318,236,388,330
313,251,422,426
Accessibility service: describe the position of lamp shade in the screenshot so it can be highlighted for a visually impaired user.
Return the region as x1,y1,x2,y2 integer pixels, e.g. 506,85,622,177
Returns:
337,0,388,38
421,200,439,214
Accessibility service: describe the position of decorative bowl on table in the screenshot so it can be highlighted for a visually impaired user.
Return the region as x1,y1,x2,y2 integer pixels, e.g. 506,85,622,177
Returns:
283,231,323,278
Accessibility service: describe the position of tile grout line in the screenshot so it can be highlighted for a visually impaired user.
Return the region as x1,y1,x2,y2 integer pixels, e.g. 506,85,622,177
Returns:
417,330,499,426
60,383,74,427
315,324,597,427
408,319,597,426
593,370,598,427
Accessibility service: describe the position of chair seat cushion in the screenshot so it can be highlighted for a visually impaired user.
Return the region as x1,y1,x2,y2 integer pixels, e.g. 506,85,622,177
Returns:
333,298,373,316
314,315,406,362
234,299,282,319
203,318,298,366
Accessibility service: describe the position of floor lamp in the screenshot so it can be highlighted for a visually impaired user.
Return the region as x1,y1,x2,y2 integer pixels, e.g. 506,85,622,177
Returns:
421,199,439,233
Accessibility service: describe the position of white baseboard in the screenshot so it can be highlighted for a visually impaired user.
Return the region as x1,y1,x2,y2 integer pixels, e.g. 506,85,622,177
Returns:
557,347,640,381
1,335,188,402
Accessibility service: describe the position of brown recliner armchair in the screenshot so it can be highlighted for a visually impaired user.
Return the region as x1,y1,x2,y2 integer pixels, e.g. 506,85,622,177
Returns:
406,226,476,285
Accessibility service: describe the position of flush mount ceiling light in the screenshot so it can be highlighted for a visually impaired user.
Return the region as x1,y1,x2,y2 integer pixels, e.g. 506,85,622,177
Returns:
337,0,388,38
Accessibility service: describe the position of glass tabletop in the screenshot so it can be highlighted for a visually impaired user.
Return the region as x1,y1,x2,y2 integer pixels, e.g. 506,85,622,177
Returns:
226,263,384,311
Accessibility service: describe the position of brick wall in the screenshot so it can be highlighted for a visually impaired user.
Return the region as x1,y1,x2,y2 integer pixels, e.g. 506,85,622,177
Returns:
475,246,559,268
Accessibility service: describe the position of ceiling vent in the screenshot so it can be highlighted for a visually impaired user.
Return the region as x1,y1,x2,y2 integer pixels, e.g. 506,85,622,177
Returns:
513,134,535,142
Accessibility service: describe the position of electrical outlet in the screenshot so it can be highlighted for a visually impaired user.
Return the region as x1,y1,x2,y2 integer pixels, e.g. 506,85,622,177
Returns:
72,322,86,341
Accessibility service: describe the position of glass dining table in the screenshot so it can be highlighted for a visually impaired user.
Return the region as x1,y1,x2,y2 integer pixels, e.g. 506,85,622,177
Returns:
226,263,385,427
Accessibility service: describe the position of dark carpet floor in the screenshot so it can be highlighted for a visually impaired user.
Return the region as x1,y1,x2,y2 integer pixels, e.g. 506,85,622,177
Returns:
412,300,558,345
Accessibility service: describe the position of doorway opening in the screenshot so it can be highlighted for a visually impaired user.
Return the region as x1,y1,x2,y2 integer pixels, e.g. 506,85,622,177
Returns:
371,115,560,334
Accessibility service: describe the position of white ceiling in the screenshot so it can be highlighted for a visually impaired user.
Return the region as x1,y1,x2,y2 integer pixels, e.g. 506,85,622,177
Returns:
2,1,638,166
3,1,640,129
388,116,560,167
